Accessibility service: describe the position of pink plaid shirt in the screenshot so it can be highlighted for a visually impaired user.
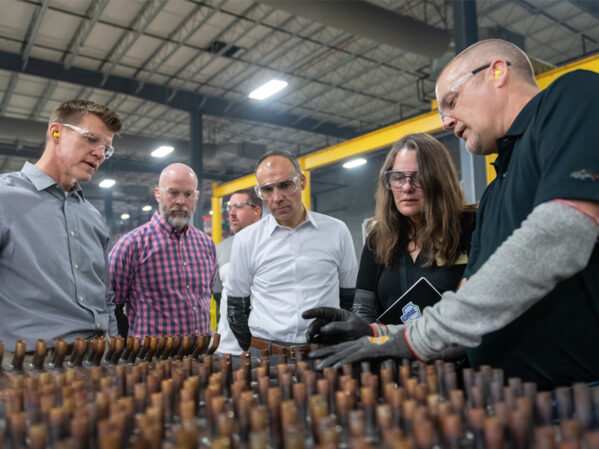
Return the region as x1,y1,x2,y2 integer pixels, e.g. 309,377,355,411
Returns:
109,212,216,338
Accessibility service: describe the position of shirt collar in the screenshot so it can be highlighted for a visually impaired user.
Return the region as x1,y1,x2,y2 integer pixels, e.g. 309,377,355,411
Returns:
152,211,189,237
500,91,541,139
21,161,85,199
492,92,542,176
267,206,318,234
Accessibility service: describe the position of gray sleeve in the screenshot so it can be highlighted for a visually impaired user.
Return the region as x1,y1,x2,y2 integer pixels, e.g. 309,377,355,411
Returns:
406,201,599,360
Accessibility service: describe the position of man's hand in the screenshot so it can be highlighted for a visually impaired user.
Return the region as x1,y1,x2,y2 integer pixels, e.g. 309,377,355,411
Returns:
302,307,373,345
309,327,413,369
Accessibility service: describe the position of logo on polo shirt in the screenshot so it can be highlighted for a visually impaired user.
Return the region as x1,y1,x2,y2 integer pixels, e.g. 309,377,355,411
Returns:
571,169,599,182
400,302,422,323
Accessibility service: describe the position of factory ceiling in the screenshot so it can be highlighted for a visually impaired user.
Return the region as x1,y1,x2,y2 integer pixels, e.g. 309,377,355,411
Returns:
0,0,597,218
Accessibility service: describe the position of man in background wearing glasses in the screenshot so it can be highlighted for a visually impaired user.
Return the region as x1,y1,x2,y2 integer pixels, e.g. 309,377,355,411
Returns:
213,188,263,358
109,163,216,340
0,99,122,364
225,150,358,359
308,39,599,390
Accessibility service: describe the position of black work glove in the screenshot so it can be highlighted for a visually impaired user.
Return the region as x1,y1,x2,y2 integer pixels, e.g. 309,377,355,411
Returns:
309,326,413,369
227,296,251,351
115,304,129,338
302,307,373,345
350,288,377,322
339,287,355,311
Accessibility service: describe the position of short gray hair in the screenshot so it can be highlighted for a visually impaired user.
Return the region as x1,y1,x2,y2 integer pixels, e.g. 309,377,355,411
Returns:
256,150,301,175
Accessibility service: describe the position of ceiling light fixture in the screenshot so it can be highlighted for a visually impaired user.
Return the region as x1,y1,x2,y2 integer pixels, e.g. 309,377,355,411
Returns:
142,205,152,212
343,158,367,169
151,145,174,158
248,79,288,100
99,179,116,188
121,213,130,220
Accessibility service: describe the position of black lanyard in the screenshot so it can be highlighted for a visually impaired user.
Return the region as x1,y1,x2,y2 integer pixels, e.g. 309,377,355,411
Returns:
399,250,409,294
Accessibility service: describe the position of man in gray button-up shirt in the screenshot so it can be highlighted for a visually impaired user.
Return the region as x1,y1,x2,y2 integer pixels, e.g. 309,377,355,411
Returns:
0,99,123,354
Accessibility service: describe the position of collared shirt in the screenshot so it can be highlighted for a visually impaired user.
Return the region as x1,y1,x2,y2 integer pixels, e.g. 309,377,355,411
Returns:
215,236,244,355
462,70,599,389
109,212,216,338
225,210,358,343
0,162,117,350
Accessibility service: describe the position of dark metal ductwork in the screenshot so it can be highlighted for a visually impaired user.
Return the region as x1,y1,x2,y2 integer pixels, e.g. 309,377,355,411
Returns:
261,0,450,58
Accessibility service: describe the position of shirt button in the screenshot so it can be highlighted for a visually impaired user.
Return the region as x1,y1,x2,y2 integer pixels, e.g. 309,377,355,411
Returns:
183,262,187,266
186,285,190,289
79,296,84,302
193,306,196,311
74,264,79,270
70,231,76,236
195,329,198,333
96,323,101,328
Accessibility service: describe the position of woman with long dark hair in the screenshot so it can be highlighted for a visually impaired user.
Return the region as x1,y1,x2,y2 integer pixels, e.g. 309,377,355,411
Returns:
352,133,477,324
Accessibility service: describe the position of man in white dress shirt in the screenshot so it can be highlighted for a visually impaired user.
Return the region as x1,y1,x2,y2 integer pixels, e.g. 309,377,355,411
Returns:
225,150,358,357
213,188,262,357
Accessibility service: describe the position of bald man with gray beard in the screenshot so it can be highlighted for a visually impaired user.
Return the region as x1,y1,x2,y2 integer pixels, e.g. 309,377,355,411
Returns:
109,163,217,339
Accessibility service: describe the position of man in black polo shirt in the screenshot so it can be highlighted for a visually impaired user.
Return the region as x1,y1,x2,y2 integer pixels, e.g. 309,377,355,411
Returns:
306,39,599,390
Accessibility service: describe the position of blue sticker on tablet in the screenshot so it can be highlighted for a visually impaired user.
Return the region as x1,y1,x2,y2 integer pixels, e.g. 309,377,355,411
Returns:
400,302,422,323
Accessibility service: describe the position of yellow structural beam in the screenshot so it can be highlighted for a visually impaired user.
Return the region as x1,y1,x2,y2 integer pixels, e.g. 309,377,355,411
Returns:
302,111,443,171
535,52,599,89
211,52,599,245
299,159,311,211
213,173,257,198
210,188,222,244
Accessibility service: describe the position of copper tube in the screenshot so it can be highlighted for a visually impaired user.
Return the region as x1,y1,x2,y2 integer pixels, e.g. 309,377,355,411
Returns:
127,337,142,363
68,338,88,367
144,337,159,362
176,335,192,360
29,339,48,370
250,404,268,432
11,339,26,371
192,334,209,358
217,410,235,439
207,334,221,355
